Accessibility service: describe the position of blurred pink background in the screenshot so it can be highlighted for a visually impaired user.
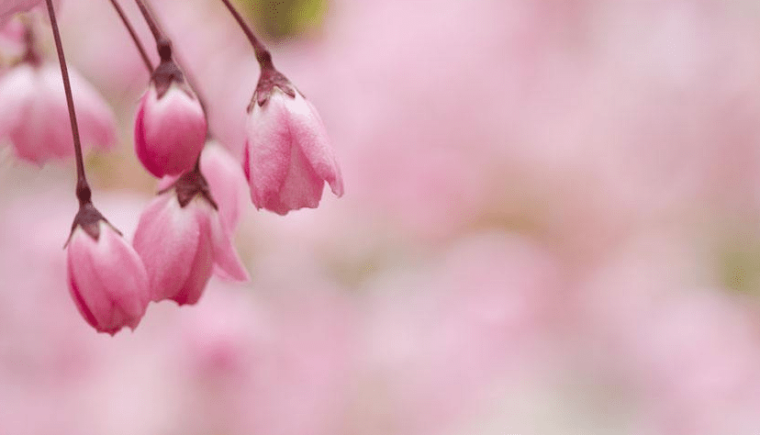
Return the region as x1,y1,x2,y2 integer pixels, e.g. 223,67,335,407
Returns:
3,0,760,433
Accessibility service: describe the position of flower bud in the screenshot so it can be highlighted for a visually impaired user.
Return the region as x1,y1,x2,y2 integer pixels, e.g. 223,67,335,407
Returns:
66,205,150,335
0,62,116,164
133,172,249,305
244,88,343,215
134,82,207,178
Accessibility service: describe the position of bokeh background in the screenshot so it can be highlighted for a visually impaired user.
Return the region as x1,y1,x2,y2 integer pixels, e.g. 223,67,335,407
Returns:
3,0,760,433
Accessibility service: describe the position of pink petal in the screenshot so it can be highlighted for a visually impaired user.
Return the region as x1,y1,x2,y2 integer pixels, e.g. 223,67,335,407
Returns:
208,204,249,282
270,141,324,214
289,92,344,197
200,141,248,232
171,203,215,305
38,65,81,158
63,66,117,152
66,244,101,330
133,194,199,302
134,90,152,172
245,92,292,209
0,65,36,160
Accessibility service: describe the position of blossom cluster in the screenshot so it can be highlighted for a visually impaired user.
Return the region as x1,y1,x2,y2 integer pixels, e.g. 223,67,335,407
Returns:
0,0,342,334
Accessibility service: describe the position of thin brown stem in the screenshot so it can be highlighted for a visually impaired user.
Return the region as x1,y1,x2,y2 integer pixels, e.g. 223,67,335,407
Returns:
133,0,210,129
107,0,153,72
45,0,91,205
133,0,171,60
140,1,206,105
172,48,211,129
218,0,273,68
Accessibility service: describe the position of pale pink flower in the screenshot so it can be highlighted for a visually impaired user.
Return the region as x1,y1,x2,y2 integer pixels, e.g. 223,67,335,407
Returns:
66,206,150,335
244,88,343,215
0,62,116,164
133,175,249,305
134,83,207,178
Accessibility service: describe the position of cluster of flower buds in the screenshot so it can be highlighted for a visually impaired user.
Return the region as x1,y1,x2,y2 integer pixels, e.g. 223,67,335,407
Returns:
0,0,343,334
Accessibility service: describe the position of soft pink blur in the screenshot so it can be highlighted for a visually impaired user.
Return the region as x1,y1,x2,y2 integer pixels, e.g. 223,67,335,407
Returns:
3,0,760,434
0,62,116,164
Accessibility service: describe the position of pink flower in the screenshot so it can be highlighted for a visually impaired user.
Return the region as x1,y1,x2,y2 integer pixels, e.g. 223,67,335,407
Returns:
133,171,249,305
134,82,207,178
0,62,116,164
66,205,150,335
244,88,343,215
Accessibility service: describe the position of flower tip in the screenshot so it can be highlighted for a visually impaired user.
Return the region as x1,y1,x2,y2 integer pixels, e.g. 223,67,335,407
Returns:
97,322,130,336
170,293,200,307
329,178,345,198
216,261,250,282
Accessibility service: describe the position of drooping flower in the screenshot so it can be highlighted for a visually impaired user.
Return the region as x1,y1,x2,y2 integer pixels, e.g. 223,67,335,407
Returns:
0,62,116,164
134,58,207,178
133,169,249,305
66,203,150,335
243,73,343,215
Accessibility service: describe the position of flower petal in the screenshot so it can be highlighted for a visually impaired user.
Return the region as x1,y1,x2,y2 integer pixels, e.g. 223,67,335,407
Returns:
245,91,292,209
133,194,199,302
200,141,248,232
289,92,344,197
207,204,249,282
171,205,214,305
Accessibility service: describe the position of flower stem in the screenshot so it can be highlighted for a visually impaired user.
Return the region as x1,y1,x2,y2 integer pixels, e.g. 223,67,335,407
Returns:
133,0,171,61
45,0,91,206
107,0,153,72
131,0,210,129
218,0,274,69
